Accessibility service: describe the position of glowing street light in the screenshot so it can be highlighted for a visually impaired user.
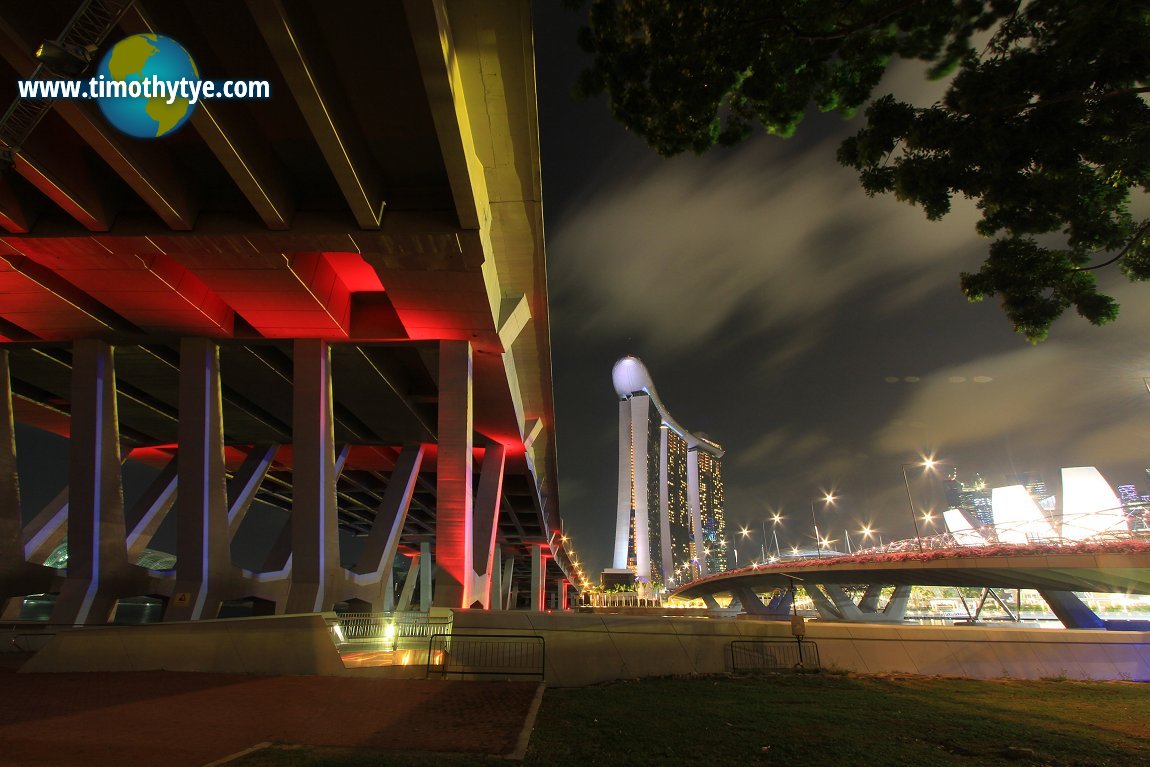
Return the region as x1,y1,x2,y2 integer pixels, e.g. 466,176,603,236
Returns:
768,511,784,558
810,492,836,560
901,458,940,553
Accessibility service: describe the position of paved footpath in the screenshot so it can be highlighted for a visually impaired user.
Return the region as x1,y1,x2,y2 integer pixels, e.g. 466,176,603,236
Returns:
0,657,542,767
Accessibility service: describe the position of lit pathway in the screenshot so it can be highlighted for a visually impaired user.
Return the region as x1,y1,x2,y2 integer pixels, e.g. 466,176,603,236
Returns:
0,664,541,767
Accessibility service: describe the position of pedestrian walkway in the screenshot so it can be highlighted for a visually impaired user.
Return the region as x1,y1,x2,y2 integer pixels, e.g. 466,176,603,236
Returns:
0,658,543,767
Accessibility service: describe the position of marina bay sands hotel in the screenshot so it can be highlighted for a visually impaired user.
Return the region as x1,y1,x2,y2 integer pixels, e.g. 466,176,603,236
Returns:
612,357,726,588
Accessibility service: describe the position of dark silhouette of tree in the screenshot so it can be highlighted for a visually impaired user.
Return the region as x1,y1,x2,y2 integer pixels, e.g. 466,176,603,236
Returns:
571,1,1150,341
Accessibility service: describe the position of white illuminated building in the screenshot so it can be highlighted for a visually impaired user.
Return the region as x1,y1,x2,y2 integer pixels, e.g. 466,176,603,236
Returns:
612,357,726,587
944,466,1132,544
1059,467,1127,539
942,509,986,547
990,485,1055,543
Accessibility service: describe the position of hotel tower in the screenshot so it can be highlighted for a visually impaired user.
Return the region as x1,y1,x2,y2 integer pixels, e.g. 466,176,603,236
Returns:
612,357,725,587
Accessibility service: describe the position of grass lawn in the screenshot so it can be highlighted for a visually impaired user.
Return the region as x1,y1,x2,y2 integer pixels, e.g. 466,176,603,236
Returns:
227,673,1148,767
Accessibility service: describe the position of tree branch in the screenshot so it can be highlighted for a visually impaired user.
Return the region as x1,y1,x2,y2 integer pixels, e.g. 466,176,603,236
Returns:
1077,221,1150,271
963,86,1150,116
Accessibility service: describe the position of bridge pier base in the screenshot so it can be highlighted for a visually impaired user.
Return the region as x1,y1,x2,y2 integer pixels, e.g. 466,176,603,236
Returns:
803,584,910,622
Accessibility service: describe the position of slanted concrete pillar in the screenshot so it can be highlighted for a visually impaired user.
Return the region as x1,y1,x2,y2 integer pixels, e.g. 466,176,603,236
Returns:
126,457,178,561
419,540,432,612
500,554,515,610
0,350,53,606
530,543,545,611
285,339,340,613
858,583,885,613
489,550,504,611
433,340,472,607
396,553,420,612
383,568,395,612
167,338,230,621
470,444,505,608
52,340,131,625
355,444,424,576
23,488,68,565
227,444,278,538
261,445,347,579
1039,589,1107,629
0,350,23,568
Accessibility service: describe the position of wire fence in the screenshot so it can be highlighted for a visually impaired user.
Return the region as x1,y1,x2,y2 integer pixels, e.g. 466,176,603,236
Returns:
426,633,545,680
729,639,820,673
333,612,451,643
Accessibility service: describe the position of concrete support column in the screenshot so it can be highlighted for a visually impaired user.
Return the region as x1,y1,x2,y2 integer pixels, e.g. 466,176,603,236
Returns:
883,585,912,620
383,568,395,612
490,551,504,611
470,444,505,609
0,350,23,568
0,350,53,605
285,339,340,613
530,543,545,611
1038,589,1107,629
559,580,569,611
167,338,230,621
419,540,432,612
433,340,472,607
396,553,420,612
500,554,515,610
52,340,131,625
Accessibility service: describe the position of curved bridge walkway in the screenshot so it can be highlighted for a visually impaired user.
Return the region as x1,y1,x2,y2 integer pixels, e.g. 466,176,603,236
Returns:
668,542,1150,630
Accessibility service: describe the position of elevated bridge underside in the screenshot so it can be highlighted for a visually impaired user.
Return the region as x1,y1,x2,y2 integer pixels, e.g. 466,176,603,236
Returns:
0,0,575,623
669,547,1150,630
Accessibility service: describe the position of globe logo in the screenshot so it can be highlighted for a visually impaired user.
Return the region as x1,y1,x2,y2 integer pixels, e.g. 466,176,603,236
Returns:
96,34,199,139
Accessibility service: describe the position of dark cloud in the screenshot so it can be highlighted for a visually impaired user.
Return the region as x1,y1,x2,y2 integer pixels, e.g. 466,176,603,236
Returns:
535,7,1150,573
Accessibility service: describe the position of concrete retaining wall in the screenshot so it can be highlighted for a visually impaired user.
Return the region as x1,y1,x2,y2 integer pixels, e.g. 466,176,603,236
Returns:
19,613,348,675
451,611,1150,686
19,610,1149,684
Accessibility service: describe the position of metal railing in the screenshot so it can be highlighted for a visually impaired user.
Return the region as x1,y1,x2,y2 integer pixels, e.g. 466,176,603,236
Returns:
2,622,72,655
580,592,662,608
426,633,545,680
333,612,451,643
730,639,820,673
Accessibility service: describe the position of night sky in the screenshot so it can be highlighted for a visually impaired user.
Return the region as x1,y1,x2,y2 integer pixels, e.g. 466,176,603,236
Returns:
533,5,1150,574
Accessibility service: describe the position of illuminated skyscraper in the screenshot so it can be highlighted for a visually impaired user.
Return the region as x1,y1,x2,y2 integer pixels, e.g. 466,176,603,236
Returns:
949,469,993,526
612,357,726,587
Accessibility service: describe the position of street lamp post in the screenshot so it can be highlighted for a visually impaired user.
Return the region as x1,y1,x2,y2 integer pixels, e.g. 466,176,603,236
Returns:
809,493,836,560
901,461,930,553
770,512,783,558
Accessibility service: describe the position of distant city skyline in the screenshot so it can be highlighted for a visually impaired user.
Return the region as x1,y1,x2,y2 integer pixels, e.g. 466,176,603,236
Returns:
728,464,1150,564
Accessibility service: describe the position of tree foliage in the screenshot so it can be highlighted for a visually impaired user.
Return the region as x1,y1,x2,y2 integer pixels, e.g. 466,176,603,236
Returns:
572,0,1150,341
